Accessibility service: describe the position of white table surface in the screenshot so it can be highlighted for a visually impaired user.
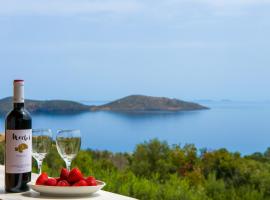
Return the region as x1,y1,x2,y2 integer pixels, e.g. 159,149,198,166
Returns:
0,166,136,200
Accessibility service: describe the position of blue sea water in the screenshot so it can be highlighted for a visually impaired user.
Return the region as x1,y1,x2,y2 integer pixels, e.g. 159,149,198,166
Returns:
1,101,270,155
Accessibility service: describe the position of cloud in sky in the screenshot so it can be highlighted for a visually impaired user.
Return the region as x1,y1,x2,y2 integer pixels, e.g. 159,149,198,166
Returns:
0,0,270,101
202,0,270,7
0,0,270,17
145,0,270,19
0,0,142,15
1,0,269,53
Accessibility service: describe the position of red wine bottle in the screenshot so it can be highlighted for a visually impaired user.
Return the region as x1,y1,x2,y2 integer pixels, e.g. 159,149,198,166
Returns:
5,80,32,192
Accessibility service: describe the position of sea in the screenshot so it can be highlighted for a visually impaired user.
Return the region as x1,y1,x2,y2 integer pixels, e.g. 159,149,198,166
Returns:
1,101,270,155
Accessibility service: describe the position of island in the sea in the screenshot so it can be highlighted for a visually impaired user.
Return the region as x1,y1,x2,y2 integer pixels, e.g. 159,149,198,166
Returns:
0,95,209,114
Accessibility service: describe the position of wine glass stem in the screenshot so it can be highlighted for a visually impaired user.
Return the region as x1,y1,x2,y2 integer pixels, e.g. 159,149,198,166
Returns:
37,160,42,175
65,160,72,171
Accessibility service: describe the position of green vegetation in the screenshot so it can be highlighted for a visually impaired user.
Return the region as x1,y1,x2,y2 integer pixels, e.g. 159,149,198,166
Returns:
1,139,270,200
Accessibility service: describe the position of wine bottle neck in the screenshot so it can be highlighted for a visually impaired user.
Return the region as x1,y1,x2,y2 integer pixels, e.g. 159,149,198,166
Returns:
13,103,24,109
13,80,24,103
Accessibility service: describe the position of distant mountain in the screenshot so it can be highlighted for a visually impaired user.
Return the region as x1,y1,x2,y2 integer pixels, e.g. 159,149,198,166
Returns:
91,95,208,112
0,95,208,115
0,97,89,114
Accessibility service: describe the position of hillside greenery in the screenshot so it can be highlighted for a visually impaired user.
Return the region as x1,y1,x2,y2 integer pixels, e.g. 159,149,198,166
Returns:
1,139,270,200
95,95,208,111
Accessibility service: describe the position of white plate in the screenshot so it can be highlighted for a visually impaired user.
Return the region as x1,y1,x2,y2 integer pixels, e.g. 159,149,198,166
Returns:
28,180,106,197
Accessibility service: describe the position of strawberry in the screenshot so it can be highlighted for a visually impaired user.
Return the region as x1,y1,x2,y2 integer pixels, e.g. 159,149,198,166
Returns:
36,172,48,185
60,168,69,180
57,180,70,186
46,178,57,186
85,176,97,186
56,177,61,182
67,168,83,183
72,179,88,186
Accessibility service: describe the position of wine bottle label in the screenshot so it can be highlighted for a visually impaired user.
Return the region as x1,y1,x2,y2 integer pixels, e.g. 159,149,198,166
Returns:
5,129,32,173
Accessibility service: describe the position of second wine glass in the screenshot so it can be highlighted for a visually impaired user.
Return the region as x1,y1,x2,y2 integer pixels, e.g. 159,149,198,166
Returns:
56,129,81,171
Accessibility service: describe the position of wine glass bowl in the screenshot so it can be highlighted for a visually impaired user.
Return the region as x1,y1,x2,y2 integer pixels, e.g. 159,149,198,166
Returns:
32,129,52,174
56,129,81,171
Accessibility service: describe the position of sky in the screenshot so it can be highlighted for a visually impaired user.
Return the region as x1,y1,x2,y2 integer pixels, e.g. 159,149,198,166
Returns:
0,0,270,101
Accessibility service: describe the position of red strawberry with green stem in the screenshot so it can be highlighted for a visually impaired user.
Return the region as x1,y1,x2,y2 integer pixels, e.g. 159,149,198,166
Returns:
67,168,83,183
46,178,57,186
72,179,88,186
85,176,97,186
60,168,69,180
36,172,48,185
57,180,70,186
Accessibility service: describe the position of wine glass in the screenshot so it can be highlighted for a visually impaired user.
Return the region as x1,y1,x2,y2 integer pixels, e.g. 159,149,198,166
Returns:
32,129,52,174
56,129,81,171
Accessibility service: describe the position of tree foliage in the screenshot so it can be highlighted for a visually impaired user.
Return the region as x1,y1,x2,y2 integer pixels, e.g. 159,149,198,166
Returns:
1,139,270,200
